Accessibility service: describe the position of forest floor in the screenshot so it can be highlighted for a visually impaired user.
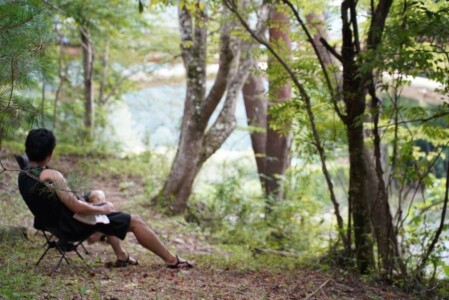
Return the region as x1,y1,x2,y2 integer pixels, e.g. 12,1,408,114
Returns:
0,153,422,299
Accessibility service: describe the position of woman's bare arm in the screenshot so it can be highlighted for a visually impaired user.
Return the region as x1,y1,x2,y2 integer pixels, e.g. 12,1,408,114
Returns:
40,169,115,215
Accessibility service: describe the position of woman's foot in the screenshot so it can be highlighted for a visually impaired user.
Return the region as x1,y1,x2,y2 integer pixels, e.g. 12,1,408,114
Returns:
166,255,194,269
114,254,139,268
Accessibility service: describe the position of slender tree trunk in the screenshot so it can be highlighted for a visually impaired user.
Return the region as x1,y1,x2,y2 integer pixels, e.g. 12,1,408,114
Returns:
340,0,374,273
41,81,45,126
265,2,292,200
242,71,267,191
80,27,94,138
367,77,406,276
53,44,65,130
365,0,398,276
99,41,109,106
346,118,374,273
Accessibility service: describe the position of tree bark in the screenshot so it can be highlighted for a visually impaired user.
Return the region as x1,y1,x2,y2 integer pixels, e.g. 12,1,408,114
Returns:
53,44,65,130
159,3,207,214
266,2,292,200
341,0,374,273
99,40,109,106
80,27,94,138
242,71,267,191
365,0,399,276
155,2,265,214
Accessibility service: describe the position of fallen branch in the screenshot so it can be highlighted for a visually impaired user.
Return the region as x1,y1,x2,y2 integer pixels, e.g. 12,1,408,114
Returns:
252,248,301,257
330,279,354,292
305,278,331,300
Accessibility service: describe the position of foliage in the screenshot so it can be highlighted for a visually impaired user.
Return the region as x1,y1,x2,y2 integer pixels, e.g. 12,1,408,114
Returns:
187,160,328,255
242,0,449,284
0,0,55,143
399,174,449,281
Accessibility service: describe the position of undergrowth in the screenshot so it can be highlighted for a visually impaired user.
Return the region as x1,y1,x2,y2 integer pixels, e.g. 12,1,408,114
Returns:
0,144,439,299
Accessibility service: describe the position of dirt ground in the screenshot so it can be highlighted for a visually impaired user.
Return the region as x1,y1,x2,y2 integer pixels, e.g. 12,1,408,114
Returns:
1,154,418,299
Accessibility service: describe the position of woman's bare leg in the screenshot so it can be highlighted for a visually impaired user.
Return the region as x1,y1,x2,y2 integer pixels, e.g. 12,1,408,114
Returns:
128,214,178,264
107,236,128,261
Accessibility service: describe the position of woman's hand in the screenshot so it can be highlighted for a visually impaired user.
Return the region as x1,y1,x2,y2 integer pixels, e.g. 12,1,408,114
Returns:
100,202,115,214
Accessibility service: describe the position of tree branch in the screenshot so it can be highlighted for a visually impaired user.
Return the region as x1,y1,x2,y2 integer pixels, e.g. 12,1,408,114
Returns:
199,6,236,128
281,0,345,121
319,37,343,62
415,151,449,277
41,0,65,14
379,111,449,128
0,15,34,31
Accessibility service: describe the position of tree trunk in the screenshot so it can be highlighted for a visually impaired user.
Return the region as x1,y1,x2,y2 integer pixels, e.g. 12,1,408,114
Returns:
265,2,292,200
346,118,374,273
159,3,207,214
156,1,272,214
80,27,94,138
242,71,267,191
340,0,374,273
53,44,65,130
41,81,45,126
337,0,393,274
365,0,397,276
99,41,109,106
365,147,404,277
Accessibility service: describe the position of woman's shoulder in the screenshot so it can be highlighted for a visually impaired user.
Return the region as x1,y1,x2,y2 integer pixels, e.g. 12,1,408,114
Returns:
40,168,64,181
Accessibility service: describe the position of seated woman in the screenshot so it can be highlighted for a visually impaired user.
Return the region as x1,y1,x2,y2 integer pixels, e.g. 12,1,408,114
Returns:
18,128,193,269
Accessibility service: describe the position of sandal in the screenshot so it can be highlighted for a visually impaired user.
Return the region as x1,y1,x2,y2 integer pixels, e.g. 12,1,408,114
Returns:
166,255,194,269
114,254,139,268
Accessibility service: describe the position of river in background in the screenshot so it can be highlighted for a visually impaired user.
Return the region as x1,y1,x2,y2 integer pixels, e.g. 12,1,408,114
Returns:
109,82,251,153
107,81,261,190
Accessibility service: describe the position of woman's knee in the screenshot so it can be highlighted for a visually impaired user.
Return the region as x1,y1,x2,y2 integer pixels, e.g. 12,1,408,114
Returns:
130,214,145,229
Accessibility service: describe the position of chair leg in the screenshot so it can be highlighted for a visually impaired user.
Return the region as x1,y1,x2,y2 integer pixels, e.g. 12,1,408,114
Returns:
35,230,91,270
80,243,89,255
35,246,52,266
74,247,92,270
54,251,67,271
56,247,70,265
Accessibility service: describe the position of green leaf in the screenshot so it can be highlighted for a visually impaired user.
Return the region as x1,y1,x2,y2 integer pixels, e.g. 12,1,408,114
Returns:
441,262,449,276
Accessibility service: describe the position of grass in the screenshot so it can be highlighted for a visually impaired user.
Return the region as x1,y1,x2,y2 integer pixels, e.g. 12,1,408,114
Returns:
0,146,419,299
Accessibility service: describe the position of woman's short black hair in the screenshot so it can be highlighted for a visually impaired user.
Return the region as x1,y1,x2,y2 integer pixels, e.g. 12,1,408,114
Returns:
25,128,56,162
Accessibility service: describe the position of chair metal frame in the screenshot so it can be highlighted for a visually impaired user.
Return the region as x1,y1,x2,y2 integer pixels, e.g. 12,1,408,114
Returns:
35,227,91,271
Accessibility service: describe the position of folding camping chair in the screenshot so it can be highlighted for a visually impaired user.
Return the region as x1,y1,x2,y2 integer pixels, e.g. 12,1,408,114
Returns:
15,154,91,271
33,221,91,271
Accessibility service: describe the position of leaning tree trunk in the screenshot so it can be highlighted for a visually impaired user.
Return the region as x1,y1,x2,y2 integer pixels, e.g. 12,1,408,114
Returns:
242,71,267,191
364,0,403,277
155,2,269,214
265,2,292,200
80,27,94,139
365,146,405,277
159,3,208,214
